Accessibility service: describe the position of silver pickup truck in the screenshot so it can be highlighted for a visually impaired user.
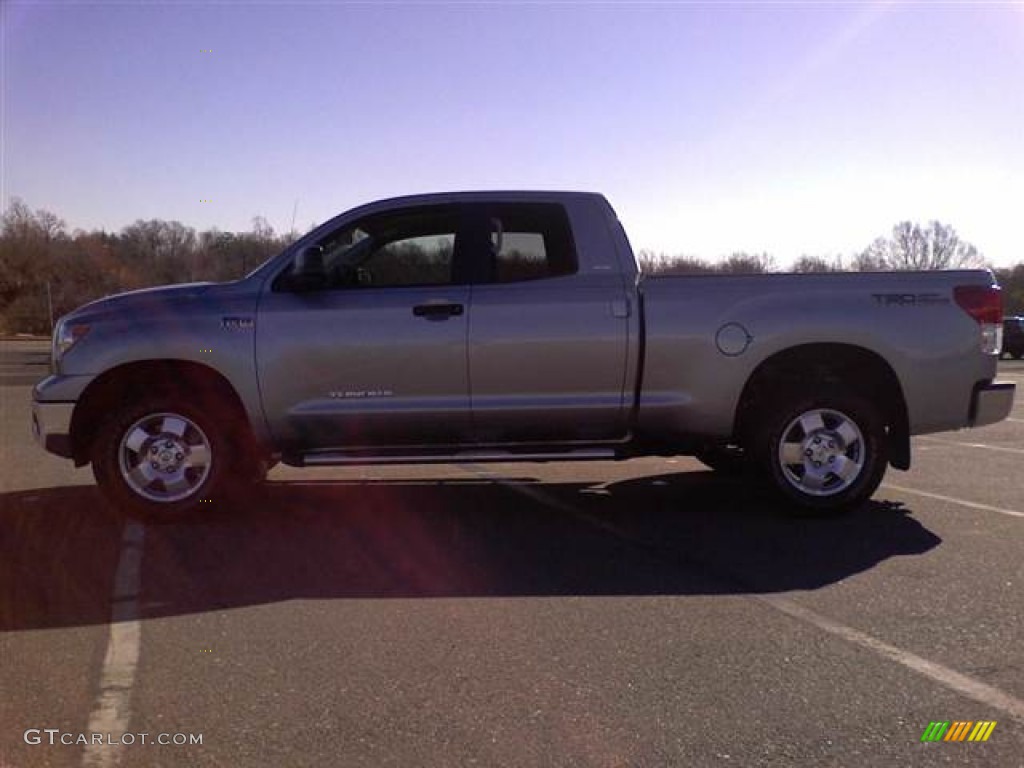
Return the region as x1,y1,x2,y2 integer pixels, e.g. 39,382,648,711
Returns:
33,191,1015,520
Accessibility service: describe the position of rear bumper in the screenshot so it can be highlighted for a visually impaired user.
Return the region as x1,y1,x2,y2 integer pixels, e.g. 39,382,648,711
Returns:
969,381,1016,428
31,399,75,458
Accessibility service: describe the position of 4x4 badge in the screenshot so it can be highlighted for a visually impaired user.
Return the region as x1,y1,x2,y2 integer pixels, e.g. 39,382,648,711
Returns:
221,317,254,330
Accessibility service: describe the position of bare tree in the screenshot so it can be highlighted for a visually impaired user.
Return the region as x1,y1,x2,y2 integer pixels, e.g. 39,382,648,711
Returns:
0,199,70,332
248,215,278,273
0,199,43,299
851,243,889,272
719,251,776,274
662,256,717,274
119,220,197,285
636,249,669,274
859,221,983,270
638,250,776,275
636,250,716,275
792,255,843,273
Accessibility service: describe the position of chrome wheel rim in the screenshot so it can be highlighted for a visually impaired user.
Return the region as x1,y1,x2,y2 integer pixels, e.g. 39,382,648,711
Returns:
118,412,212,503
777,408,865,497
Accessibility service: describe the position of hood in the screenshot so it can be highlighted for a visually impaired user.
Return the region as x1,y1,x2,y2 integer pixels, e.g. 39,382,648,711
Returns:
65,282,217,320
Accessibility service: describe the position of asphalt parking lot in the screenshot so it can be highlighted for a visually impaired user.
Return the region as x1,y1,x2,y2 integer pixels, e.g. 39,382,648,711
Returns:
1,339,1022,767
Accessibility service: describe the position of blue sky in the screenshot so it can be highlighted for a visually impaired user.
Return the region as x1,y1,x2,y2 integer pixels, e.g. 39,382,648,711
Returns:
3,1,1023,266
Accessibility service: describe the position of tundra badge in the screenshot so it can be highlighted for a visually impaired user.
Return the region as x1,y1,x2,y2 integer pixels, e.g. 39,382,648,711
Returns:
221,316,254,330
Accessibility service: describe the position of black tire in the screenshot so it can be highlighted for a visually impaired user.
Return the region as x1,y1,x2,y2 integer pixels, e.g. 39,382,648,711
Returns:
751,389,888,515
91,395,239,523
694,444,750,475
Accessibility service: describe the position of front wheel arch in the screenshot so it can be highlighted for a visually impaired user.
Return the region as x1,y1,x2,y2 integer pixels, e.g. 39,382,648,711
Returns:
71,360,264,471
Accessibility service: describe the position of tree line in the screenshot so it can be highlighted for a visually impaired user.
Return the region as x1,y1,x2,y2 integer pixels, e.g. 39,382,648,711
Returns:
638,219,1023,315
1,199,1022,334
636,220,988,275
0,200,299,334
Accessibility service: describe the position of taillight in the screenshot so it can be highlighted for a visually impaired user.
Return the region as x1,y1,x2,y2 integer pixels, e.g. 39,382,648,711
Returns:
954,284,1002,355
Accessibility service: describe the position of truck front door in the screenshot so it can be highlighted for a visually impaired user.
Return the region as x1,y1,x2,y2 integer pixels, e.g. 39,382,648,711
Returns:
256,205,472,452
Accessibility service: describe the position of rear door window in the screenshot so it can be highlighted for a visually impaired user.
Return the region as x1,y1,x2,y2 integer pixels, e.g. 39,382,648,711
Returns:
481,203,577,283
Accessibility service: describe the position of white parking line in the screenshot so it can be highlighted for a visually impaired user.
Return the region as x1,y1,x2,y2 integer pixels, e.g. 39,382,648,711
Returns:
461,464,1024,723
918,436,1024,455
82,521,145,768
758,595,1024,723
881,483,1024,519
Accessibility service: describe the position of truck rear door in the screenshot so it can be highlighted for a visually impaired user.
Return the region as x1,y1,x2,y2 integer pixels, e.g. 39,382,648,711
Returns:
466,202,631,443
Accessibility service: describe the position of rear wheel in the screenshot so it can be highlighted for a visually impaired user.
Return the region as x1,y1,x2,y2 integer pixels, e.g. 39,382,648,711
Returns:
753,390,888,515
92,396,238,522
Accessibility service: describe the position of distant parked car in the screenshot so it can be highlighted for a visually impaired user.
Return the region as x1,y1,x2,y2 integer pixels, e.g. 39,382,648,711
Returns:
1004,316,1024,359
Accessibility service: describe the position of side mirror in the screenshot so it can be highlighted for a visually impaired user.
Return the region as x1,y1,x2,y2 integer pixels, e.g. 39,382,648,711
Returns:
288,245,328,292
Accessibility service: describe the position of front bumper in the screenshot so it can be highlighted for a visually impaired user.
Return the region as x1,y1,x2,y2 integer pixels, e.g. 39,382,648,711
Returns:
969,381,1016,428
31,399,75,458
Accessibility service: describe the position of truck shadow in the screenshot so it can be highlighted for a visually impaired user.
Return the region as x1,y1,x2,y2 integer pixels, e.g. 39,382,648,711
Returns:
0,472,939,631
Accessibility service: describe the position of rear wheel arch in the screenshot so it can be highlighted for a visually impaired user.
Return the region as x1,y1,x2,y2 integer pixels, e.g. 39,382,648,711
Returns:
734,343,910,470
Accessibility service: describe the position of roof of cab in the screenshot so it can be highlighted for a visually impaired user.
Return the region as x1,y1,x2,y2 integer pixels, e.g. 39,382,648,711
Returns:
348,190,608,213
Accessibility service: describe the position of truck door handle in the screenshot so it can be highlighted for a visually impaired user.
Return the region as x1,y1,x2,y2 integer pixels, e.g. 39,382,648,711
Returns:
413,302,464,319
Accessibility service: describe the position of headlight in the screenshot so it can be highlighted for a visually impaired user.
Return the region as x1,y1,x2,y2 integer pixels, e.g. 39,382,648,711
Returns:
54,319,90,362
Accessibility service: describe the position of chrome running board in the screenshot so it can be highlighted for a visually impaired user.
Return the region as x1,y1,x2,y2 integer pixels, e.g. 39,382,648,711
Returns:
300,447,617,466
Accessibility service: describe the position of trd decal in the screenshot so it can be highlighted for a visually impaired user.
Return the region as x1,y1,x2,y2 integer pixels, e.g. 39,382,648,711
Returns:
872,293,950,306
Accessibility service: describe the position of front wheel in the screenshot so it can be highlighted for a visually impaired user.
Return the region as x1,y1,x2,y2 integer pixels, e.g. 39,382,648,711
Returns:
92,397,237,522
753,391,888,515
